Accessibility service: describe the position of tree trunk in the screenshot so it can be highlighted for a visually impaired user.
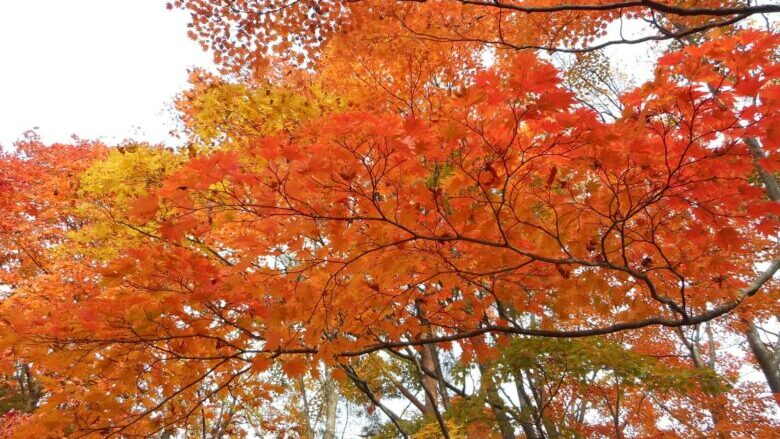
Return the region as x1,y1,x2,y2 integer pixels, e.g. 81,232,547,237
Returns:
512,370,541,439
323,372,338,439
429,343,451,410
479,363,516,439
297,376,315,439
420,344,440,417
745,321,780,401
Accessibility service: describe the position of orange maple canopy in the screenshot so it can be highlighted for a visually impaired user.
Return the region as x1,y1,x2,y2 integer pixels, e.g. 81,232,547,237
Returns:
0,1,779,438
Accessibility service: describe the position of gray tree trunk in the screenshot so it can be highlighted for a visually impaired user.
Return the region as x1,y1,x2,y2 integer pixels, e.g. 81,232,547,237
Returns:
323,373,338,439
745,322,780,398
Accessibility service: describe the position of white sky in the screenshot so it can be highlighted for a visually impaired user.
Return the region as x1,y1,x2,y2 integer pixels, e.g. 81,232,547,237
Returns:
0,0,213,150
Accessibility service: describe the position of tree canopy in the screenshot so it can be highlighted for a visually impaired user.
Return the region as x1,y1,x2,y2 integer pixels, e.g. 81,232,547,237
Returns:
1,1,779,438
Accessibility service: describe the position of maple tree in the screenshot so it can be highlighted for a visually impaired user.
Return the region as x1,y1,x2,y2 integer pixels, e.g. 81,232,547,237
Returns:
1,1,780,438
171,0,780,73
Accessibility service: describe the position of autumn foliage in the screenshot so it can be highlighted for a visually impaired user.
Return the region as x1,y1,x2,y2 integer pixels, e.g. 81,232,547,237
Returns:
1,1,780,438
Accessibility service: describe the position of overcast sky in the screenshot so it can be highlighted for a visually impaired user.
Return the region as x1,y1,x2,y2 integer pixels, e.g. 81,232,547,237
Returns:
0,0,213,150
